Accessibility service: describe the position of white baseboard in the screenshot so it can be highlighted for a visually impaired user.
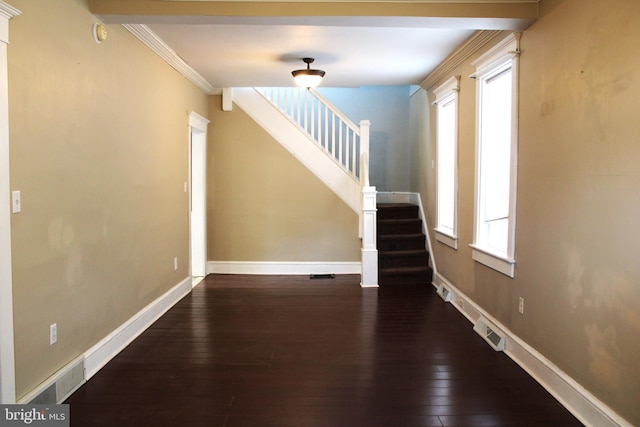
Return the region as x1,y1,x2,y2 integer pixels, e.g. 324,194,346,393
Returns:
207,261,361,275
84,276,192,380
433,272,632,427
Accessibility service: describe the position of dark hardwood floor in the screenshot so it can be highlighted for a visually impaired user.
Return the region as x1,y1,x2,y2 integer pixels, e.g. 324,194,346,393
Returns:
65,274,583,426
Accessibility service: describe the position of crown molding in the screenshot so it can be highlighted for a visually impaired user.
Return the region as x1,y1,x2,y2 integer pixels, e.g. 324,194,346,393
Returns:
122,24,214,95
420,29,502,90
0,2,20,20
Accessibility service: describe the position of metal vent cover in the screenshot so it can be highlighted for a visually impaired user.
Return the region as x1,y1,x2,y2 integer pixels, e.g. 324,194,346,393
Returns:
473,317,506,351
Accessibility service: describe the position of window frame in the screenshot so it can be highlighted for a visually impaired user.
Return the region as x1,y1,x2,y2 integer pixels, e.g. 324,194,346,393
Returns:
432,75,460,250
470,33,520,278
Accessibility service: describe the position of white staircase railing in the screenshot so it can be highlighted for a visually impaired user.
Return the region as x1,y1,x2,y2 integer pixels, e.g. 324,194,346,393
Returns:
251,87,377,287
256,87,367,184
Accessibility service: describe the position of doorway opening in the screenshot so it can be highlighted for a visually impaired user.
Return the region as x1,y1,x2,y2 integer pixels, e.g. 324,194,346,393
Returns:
189,112,209,288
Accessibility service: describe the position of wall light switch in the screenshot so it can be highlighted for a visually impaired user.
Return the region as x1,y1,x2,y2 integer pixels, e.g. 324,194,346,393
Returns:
174,257,178,270
11,190,20,213
50,323,57,345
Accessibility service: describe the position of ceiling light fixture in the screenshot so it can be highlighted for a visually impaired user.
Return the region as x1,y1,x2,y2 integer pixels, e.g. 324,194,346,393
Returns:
291,57,325,88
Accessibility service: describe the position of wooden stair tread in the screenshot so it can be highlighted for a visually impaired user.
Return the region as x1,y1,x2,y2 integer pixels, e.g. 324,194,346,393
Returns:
378,218,421,223
377,203,416,208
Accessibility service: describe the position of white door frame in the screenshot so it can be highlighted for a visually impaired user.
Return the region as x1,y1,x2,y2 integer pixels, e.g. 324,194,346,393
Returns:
0,2,21,404
188,111,209,285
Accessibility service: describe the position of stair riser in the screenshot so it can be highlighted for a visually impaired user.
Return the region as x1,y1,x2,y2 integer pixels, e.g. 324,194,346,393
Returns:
377,207,419,220
379,272,433,286
378,221,423,235
377,238,426,252
379,254,430,269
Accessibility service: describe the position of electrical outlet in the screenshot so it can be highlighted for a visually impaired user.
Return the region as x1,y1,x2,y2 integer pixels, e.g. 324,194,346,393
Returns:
50,323,57,345
518,297,525,315
174,257,178,270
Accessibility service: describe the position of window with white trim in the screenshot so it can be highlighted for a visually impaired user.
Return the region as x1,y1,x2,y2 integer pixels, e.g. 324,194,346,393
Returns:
470,33,520,278
433,76,460,249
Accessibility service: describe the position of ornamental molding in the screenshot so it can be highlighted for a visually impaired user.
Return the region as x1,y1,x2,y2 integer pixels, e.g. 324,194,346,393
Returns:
122,24,215,95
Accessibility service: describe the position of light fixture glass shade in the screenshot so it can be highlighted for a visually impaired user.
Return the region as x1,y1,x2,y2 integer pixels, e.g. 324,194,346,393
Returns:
292,70,325,88
291,58,325,88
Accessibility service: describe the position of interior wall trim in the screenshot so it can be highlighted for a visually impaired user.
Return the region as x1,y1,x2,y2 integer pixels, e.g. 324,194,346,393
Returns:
83,276,192,380
0,0,21,404
433,272,633,427
420,30,502,90
122,24,216,95
207,261,361,275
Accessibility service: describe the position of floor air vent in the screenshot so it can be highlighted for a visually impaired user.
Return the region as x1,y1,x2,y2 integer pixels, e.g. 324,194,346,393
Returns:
310,274,335,279
436,284,451,302
473,317,506,351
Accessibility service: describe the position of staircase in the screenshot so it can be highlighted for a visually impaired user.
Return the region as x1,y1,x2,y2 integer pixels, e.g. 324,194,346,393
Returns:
377,203,433,286
233,87,378,287
233,87,369,214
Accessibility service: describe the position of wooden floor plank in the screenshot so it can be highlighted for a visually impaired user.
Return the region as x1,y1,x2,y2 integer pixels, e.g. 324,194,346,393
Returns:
65,274,583,426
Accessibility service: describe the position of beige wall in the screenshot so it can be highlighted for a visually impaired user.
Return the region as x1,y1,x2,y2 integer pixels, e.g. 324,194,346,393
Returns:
413,0,640,423
207,96,360,262
8,0,208,399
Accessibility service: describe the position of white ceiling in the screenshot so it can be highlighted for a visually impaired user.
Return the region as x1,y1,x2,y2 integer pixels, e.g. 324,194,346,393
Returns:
148,19,476,87
95,1,538,89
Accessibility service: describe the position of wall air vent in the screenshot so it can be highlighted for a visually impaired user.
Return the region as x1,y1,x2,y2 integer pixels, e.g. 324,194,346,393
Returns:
473,317,506,351
26,358,85,404
436,284,452,302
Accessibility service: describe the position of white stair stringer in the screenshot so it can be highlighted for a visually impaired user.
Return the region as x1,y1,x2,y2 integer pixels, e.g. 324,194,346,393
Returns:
232,87,360,213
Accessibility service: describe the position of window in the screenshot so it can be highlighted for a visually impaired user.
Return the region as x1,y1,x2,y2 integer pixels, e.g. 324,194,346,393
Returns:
471,33,520,277
433,76,460,249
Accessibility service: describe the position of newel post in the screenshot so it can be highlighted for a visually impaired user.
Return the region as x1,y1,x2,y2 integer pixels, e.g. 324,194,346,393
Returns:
361,186,378,288
358,120,377,287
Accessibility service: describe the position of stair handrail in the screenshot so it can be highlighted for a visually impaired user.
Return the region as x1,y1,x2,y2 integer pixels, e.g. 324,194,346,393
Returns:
308,88,360,136
256,87,367,183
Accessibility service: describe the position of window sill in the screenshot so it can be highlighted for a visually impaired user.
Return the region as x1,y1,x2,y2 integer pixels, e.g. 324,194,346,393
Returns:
434,229,458,249
470,244,515,278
